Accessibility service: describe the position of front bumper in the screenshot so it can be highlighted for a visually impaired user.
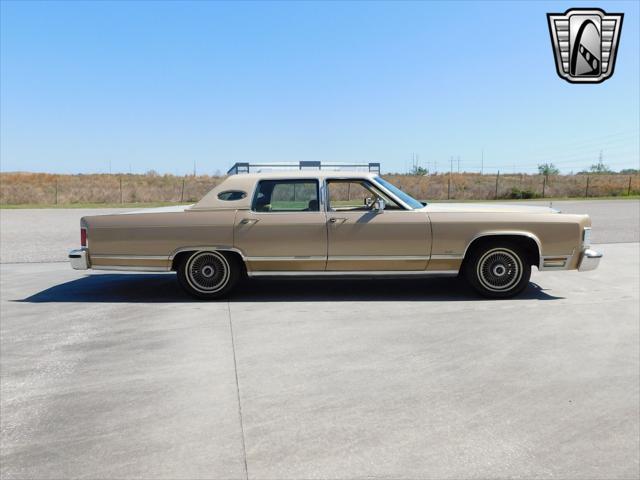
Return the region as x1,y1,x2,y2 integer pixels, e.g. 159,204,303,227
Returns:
578,248,602,272
69,248,90,270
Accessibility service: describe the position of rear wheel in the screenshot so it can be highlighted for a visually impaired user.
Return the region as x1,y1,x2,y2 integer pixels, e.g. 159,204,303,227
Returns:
464,242,531,298
177,250,240,300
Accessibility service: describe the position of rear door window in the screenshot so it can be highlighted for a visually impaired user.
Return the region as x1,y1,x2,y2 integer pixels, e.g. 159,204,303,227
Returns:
252,180,320,212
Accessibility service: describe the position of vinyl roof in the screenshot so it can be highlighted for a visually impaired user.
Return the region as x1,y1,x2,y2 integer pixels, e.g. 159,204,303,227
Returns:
190,170,379,210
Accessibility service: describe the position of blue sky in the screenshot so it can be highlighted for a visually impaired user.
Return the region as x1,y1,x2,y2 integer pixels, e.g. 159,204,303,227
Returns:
1,0,638,175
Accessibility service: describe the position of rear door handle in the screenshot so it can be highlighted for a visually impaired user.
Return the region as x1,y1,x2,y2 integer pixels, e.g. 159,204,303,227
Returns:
328,218,347,224
239,218,259,225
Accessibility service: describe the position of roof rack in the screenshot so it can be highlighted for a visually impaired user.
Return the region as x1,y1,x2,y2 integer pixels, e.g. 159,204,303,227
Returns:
227,161,381,175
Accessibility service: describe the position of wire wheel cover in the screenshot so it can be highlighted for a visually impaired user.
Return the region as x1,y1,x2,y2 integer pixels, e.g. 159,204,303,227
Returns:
186,252,230,293
477,248,522,292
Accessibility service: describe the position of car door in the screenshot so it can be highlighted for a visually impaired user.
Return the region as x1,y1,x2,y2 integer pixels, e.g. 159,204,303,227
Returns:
325,179,431,271
234,178,327,272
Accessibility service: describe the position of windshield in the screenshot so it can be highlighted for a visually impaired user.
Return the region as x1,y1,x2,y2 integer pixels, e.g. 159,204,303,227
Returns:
373,177,424,209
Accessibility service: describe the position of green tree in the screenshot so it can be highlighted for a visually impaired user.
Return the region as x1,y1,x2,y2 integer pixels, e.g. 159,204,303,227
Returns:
538,163,560,176
411,165,429,176
589,161,612,174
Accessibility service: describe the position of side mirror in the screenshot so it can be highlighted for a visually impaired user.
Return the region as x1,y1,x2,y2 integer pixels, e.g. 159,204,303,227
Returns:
373,198,386,212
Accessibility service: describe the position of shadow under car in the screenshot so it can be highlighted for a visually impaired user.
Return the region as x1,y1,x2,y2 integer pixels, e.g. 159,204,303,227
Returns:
19,272,563,303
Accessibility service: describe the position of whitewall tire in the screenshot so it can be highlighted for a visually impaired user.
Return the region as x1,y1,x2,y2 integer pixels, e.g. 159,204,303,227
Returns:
177,250,240,300
464,242,531,298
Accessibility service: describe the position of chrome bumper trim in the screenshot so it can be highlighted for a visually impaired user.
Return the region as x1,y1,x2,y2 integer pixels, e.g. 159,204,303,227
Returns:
69,248,90,270
578,248,602,272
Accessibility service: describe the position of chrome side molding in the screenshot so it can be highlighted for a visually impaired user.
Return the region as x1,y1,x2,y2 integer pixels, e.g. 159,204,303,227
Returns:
91,265,170,272
247,270,459,278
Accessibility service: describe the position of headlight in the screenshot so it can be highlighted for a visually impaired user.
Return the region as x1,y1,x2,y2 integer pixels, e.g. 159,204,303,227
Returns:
583,227,592,248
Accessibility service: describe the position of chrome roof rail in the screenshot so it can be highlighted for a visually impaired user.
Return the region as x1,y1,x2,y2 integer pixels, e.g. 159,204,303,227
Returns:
227,161,381,175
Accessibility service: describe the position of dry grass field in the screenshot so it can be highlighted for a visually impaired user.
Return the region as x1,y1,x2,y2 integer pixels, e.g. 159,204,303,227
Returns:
1,172,638,206
386,173,640,200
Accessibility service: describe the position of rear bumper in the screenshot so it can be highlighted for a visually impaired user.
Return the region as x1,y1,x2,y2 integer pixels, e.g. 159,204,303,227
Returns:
578,248,602,272
69,248,90,270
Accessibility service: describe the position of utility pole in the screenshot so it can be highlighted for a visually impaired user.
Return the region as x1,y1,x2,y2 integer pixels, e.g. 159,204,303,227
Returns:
449,156,454,199
109,160,112,175
457,156,460,173
481,149,484,175
585,176,590,198
598,150,604,171
193,160,196,177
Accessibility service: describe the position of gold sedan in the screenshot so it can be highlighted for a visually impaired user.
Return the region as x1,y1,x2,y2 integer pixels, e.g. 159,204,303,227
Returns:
69,171,601,299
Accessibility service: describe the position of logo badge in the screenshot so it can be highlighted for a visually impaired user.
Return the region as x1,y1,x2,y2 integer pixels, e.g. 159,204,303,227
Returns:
547,8,623,83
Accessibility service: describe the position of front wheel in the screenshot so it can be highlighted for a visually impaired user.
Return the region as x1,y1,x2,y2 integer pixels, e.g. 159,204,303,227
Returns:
177,250,241,300
463,242,531,298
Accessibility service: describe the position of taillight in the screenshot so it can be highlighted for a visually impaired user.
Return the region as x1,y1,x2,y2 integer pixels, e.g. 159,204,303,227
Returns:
81,228,87,247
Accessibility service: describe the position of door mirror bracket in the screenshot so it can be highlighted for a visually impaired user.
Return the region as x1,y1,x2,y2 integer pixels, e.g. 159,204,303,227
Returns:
374,198,386,212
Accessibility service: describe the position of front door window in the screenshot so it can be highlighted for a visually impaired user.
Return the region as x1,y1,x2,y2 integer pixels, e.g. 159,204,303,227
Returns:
327,180,402,211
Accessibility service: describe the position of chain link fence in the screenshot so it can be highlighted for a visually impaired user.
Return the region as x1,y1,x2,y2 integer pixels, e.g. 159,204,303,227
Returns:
0,173,224,205
1,172,638,205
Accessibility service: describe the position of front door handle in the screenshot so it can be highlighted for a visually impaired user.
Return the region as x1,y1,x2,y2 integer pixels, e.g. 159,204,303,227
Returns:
239,218,259,225
328,217,347,224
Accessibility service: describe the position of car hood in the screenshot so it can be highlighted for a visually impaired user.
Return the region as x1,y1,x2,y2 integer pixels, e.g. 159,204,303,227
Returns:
421,202,558,214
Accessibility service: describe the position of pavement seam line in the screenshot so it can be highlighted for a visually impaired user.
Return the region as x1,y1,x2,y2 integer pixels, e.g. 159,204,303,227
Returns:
228,301,250,480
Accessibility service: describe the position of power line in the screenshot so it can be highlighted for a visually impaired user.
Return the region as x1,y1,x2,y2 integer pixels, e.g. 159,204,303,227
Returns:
478,146,639,170
514,130,638,156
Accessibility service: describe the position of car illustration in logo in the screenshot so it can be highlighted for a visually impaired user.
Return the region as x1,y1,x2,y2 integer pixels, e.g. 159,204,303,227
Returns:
547,8,623,84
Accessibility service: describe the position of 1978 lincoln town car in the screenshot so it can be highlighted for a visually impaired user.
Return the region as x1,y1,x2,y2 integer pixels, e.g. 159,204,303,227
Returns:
69,170,602,299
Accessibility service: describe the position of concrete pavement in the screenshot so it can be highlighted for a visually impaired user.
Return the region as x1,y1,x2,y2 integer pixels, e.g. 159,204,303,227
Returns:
1,242,638,479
